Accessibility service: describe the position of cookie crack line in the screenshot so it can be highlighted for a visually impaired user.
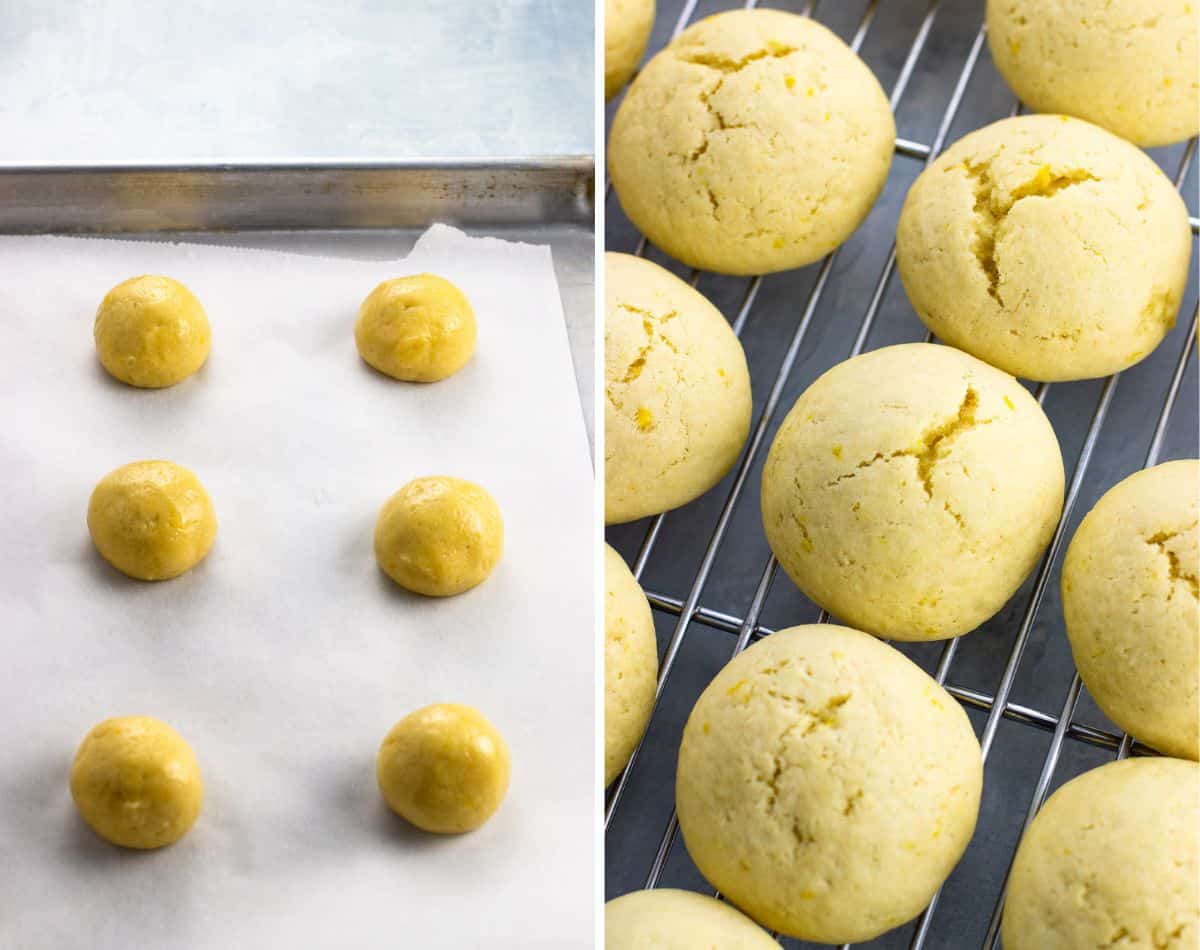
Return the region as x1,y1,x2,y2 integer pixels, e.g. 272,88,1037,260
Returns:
761,693,851,815
1145,521,1200,600
612,303,679,384
675,41,798,75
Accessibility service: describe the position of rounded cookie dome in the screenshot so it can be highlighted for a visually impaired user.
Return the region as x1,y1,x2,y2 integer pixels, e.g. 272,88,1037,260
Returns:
606,889,778,948
604,544,658,785
94,275,210,388
355,274,476,383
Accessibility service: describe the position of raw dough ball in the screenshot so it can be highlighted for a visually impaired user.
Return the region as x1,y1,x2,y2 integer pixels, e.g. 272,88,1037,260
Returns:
70,716,203,850
1063,460,1199,759
376,703,511,834
606,889,778,948
605,0,655,100
1002,758,1199,949
374,476,503,597
609,8,894,275
897,114,1191,381
87,460,217,581
605,252,751,524
987,0,1199,148
761,343,1064,641
355,274,476,382
604,544,658,785
677,624,982,943
94,275,211,388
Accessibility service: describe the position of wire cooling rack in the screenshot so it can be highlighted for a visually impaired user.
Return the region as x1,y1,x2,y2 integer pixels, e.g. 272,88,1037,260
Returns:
603,1,1200,947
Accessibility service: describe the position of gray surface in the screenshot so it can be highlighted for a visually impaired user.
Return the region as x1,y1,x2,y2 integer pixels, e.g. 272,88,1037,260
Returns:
604,1,1200,947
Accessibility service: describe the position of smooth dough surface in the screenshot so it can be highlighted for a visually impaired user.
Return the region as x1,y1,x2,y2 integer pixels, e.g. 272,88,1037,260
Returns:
606,889,778,949
374,476,503,597
1063,460,1199,759
71,716,203,849
1002,758,1199,950
355,274,476,382
605,252,751,524
604,544,658,785
762,343,1064,641
987,0,1200,147
605,0,655,100
94,275,211,388
677,625,982,943
376,703,510,834
897,114,1191,382
87,459,217,581
608,8,894,275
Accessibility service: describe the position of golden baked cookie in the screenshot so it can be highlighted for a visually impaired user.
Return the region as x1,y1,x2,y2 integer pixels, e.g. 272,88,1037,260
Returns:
94,275,211,388
676,624,982,943
761,343,1064,641
606,889,778,948
605,0,655,100
608,8,894,275
897,114,1191,381
1063,459,1199,759
605,253,751,524
355,274,476,382
604,544,658,785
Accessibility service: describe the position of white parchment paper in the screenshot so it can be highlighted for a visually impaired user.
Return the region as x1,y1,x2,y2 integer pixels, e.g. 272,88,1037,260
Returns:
0,226,594,948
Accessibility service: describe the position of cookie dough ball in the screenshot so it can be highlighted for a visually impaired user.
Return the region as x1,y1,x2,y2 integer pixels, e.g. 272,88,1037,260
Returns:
677,624,982,943
897,114,1191,382
70,716,203,849
355,274,476,382
988,1,1199,148
87,460,217,581
374,476,503,597
606,889,778,949
1002,758,1199,950
604,544,658,785
762,343,1064,641
94,275,211,388
376,703,511,834
608,8,894,275
606,0,655,100
605,253,751,524
1063,460,1199,759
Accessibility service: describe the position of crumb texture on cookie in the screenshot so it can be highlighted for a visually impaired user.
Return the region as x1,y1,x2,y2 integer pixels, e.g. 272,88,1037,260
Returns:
606,889,779,948
604,544,658,785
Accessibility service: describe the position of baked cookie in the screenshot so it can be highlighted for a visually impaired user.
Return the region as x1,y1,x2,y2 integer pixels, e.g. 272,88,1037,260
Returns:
606,889,778,948
94,275,211,388
1063,459,1199,759
761,343,1064,641
604,544,658,785
355,274,476,382
608,8,894,275
605,0,655,100
676,624,982,943
897,114,1191,381
605,253,751,524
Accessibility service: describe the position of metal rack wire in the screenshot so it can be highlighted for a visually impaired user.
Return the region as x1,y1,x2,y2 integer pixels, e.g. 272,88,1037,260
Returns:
604,1,1200,947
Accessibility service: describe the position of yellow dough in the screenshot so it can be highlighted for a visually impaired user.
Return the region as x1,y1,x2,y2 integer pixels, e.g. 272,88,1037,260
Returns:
87,460,217,581
608,8,894,275
896,114,1191,382
605,0,655,100
376,703,510,834
987,0,1199,148
374,476,503,597
606,889,778,948
677,625,982,943
762,343,1064,641
604,544,658,786
70,716,203,850
355,274,477,382
94,275,211,388
1062,460,1199,759
1002,758,1199,949
605,253,751,524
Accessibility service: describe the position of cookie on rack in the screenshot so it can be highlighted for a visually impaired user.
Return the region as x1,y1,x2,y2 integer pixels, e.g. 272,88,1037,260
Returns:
605,252,751,524
608,8,894,275
896,114,1191,382
604,544,658,785
1062,459,1199,760
761,343,1064,641
1002,757,1199,950
605,0,655,100
676,624,982,943
606,889,778,948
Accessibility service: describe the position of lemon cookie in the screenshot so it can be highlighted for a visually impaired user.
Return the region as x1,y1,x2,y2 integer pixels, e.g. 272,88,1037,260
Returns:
605,544,658,785
355,274,476,382
762,343,1063,641
94,275,211,388
897,114,1191,381
677,625,982,943
1063,460,1199,759
605,253,751,524
606,0,655,100
608,8,894,275
1002,758,1199,949
988,0,1199,148
606,889,778,948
